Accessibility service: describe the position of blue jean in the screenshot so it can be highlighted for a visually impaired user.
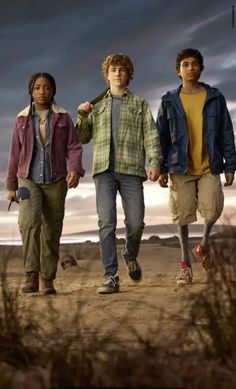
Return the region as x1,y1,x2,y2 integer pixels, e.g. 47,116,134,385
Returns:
94,171,145,276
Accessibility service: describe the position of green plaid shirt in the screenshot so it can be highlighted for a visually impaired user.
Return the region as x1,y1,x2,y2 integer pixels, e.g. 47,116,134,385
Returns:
76,89,162,179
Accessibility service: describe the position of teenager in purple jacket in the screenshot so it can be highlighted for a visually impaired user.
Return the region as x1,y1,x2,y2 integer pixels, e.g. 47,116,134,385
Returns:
6,72,85,295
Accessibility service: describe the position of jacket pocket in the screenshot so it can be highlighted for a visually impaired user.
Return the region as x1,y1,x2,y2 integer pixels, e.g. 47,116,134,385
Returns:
206,114,219,130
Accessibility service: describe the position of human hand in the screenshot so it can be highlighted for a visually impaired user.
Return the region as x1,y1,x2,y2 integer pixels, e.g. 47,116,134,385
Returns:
158,173,168,188
66,171,80,188
147,168,160,182
224,172,235,187
78,102,93,116
6,190,16,202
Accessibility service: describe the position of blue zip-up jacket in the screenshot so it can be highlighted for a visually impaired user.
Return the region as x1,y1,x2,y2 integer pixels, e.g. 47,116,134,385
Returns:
156,82,236,175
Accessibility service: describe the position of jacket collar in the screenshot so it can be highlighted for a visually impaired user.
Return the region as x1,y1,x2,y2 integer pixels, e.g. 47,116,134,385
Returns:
106,88,132,98
17,103,67,117
162,82,222,102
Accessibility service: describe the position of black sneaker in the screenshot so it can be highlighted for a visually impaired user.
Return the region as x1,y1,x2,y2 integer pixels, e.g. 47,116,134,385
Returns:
97,274,119,294
123,255,142,283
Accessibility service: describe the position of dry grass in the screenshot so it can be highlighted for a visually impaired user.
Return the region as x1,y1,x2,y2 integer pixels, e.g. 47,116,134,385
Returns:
0,231,236,388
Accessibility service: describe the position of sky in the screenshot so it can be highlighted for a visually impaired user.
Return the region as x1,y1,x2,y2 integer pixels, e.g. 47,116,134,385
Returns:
0,0,236,238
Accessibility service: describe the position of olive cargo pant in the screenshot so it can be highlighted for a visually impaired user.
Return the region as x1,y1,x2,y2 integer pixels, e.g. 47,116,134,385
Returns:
18,178,68,280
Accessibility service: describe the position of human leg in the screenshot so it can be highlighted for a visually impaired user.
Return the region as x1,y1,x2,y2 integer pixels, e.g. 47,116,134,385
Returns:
18,178,42,272
40,179,67,287
18,178,43,292
195,173,224,271
119,174,145,259
94,171,119,277
118,174,144,283
178,224,191,265
169,175,198,284
198,173,224,248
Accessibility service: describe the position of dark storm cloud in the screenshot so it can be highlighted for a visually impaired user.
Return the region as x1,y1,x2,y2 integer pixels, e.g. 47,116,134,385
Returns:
0,0,235,176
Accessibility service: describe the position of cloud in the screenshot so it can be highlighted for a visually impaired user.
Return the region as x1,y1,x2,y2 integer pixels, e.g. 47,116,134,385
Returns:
1,0,236,236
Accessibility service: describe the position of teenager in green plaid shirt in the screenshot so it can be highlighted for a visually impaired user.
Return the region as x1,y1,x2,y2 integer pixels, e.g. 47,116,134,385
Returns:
76,53,162,294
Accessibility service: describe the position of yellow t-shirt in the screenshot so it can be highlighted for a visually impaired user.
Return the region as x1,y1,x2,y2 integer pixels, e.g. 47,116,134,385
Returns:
180,89,210,175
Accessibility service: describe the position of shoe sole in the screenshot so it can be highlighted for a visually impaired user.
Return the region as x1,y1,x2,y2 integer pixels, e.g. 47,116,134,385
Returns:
42,290,57,295
176,279,192,285
127,270,142,284
97,287,119,294
21,289,39,293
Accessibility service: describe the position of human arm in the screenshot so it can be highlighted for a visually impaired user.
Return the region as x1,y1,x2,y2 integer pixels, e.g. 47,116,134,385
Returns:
66,114,85,178
5,118,22,192
75,102,93,144
219,96,236,174
156,100,172,174
142,100,162,175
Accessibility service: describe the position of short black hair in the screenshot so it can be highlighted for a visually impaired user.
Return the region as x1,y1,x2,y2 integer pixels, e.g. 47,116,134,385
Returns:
175,48,204,72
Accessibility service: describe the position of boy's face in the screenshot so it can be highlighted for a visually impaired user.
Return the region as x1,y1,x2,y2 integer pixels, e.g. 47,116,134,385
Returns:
32,77,54,108
107,64,129,89
177,56,201,82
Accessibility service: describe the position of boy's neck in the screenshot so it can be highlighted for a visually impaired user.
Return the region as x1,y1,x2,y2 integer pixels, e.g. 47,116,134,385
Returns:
181,81,203,94
110,86,126,96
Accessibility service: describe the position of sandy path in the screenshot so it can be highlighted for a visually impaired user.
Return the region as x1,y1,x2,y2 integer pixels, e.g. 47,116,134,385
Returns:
3,242,208,342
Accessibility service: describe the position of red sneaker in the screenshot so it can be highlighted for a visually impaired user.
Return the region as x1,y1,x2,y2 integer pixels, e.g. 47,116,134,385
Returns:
195,245,215,272
176,262,193,285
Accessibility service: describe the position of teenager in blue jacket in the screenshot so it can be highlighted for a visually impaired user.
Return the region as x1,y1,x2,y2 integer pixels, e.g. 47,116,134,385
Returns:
156,48,236,285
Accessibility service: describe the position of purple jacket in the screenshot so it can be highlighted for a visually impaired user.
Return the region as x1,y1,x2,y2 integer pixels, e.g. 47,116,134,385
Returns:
6,103,85,191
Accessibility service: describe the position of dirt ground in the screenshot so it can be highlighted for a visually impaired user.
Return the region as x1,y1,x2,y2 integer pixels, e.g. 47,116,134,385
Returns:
3,240,209,343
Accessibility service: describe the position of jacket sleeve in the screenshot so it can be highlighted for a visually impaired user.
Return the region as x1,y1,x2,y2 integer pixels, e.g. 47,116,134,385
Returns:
142,99,162,169
5,119,21,191
156,100,171,174
219,96,236,173
75,113,93,144
66,114,85,177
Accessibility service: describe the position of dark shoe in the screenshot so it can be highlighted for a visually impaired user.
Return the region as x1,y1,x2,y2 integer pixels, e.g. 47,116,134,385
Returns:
123,255,142,283
21,272,39,293
97,274,119,294
42,279,57,295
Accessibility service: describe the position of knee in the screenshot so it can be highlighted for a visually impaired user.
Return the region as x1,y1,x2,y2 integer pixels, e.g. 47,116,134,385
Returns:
126,220,145,234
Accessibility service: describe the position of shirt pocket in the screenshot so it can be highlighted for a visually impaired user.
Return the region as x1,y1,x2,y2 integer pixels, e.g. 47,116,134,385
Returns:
54,121,68,144
93,105,106,116
127,105,143,129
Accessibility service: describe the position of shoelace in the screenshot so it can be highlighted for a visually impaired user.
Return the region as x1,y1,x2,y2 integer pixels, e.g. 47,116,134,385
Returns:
128,260,138,272
179,268,192,278
104,276,117,287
